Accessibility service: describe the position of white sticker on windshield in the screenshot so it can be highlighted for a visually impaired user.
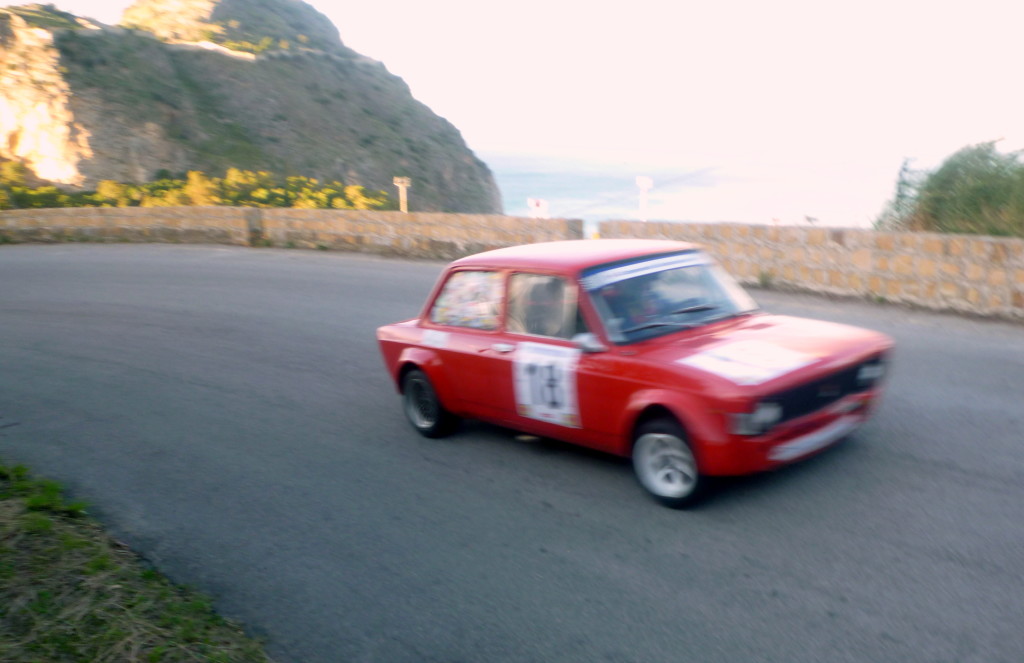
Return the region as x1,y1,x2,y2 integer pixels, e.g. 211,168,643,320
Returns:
513,342,582,427
582,252,710,290
678,340,815,385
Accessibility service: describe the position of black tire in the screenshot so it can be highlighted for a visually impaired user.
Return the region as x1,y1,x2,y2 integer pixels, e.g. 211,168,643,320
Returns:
632,417,704,508
401,369,456,438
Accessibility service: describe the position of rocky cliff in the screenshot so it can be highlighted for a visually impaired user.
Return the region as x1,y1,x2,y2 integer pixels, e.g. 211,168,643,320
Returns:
0,2,503,213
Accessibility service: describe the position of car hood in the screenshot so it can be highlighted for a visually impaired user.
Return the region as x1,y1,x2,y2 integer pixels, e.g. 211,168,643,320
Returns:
636,313,892,397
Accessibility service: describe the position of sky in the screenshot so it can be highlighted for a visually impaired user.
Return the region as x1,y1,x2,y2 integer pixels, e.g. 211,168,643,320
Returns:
28,0,1024,226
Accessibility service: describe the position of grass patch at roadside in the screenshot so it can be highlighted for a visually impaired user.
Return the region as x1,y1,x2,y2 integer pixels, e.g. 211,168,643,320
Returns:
0,460,274,662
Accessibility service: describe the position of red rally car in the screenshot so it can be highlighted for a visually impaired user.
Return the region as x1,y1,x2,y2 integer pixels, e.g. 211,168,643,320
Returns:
376,239,893,507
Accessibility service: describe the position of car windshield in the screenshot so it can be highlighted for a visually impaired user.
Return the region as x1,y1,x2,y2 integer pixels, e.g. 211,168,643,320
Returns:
581,250,759,344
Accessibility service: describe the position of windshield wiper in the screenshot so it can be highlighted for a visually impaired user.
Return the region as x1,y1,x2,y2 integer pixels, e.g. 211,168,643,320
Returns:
670,304,719,315
620,320,698,334
701,309,759,324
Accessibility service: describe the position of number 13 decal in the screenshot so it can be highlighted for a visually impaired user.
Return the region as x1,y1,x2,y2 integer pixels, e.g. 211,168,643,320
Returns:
513,342,581,428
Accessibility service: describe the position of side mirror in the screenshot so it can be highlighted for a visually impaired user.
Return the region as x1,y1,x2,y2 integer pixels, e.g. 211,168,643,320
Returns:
572,332,608,354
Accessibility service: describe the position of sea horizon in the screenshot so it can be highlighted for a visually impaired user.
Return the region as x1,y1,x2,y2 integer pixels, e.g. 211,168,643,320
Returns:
480,150,892,229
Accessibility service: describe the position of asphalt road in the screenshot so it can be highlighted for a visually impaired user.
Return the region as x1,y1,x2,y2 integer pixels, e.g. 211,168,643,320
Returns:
2,244,1023,663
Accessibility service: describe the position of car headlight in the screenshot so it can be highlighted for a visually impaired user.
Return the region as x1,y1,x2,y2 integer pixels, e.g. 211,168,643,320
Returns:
856,359,887,387
731,401,783,436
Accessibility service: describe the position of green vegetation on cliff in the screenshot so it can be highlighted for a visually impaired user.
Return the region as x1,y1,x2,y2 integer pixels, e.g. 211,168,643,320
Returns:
5,3,80,29
877,142,1024,237
0,164,393,210
122,0,344,54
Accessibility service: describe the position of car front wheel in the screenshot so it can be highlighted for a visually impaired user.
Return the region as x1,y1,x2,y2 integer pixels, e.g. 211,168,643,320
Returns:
632,417,703,508
402,368,456,438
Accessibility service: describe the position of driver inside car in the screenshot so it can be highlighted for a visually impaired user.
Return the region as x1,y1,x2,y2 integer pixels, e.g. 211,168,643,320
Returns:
601,275,669,325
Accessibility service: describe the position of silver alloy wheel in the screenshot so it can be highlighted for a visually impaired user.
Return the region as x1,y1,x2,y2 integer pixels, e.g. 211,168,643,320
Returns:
633,432,698,499
404,375,438,430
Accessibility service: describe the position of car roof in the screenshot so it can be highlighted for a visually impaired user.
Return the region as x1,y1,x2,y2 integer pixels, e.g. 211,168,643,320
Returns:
450,239,702,273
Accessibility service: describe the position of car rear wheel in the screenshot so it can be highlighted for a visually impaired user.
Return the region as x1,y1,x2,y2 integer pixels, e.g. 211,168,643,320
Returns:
402,369,456,438
632,417,703,508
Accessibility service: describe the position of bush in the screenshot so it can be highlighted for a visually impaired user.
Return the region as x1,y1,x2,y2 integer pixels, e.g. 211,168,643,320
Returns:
877,142,1024,237
0,168,393,211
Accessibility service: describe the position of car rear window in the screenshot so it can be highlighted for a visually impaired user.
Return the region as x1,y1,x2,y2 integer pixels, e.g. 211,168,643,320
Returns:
429,270,502,330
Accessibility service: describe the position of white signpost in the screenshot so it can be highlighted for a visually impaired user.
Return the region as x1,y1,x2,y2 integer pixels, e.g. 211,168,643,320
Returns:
527,198,550,219
636,175,653,222
393,176,411,213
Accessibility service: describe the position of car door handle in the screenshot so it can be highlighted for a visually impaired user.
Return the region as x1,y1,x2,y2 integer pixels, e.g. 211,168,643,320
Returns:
491,343,516,353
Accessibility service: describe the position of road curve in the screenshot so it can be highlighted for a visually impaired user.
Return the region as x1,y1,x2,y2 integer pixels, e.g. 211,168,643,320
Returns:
2,244,1023,663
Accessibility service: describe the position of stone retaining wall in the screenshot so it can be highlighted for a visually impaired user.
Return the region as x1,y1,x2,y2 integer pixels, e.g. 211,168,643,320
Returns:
0,207,583,260
600,220,1024,319
0,206,251,245
259,209,583,260
2,207,1022,319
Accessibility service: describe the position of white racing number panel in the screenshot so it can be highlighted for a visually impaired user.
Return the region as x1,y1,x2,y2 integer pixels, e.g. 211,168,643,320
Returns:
513,342,582,428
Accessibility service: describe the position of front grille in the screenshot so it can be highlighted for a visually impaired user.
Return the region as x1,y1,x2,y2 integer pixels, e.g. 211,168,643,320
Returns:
767,356,883,424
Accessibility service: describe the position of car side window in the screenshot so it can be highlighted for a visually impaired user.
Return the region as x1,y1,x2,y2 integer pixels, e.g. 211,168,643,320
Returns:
429,270,502,330
506,274,584,339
